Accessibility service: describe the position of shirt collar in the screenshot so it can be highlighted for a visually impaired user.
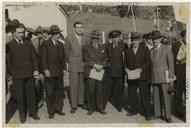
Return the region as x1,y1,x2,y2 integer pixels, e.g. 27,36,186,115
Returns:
14,37,23,44
75,33,81,39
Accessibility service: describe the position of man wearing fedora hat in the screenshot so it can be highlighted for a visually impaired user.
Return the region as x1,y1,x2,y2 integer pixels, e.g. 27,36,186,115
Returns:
32,26,46,108
124,32,152,120
41,25,66,119
150,30,174,123
82,29,107,115
103,30,126,112
65,22,87,113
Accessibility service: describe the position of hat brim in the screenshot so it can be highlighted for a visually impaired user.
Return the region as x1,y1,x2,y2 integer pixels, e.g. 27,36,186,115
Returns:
90,35,102,39
50,30,62,34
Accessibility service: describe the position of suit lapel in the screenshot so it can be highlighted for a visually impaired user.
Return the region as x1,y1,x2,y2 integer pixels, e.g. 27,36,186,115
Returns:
154,44,163,63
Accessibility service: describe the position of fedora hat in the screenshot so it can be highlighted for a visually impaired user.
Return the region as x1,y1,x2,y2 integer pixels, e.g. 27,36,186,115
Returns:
108,30,121,39
35,26,43,34
131,32,142,40
90,29,102,39
151,30,161,40
50,25,62,34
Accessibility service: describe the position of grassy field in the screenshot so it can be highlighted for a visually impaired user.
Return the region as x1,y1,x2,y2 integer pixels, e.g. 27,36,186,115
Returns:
67,12,179,39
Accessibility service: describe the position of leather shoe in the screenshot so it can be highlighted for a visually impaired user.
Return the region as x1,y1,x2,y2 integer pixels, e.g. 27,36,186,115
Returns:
126,112,137,116
99,110,107,115
87,111,94,115
49,114,54,119
78,104,87,110
57,111,65,116
145,116,152,121
29,114,40,120
20,118,26,123
70,108,76,114
117,108,122,112
166,118,173,123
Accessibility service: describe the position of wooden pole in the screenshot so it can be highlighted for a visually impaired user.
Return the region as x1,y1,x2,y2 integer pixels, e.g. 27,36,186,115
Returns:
157,8,160,30
131,5,136,32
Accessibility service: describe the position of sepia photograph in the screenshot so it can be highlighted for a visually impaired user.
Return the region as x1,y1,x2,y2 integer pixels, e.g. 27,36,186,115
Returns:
2,1,190,127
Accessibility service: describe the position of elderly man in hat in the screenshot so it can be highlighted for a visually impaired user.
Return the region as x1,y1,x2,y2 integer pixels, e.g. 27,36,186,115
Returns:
65,22,87,113
31,26,47,108
124,32,152,121
82,29,108,115
172,30,186,116
6,22,40,123
103,30,126,112
150,30,175,123
41,25,66,119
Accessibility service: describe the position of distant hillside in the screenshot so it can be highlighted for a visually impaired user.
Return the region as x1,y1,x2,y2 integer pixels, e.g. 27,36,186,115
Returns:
67,12,180,39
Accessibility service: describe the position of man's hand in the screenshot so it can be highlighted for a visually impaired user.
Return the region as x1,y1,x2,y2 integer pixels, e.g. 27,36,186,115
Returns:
125,68,130,74
136,68,143,73
33,71,39,79
63,70,68,76
44,70,51,78
93,64,103,72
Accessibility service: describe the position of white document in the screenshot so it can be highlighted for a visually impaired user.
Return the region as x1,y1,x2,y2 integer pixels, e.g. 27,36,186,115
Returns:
127,69,141,80
165,70,176,83
89,69,105,81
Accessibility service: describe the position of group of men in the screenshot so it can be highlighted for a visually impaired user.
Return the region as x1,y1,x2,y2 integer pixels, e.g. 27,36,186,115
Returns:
6,19,186,123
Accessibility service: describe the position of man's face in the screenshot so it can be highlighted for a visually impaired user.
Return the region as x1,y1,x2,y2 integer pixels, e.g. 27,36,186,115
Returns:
153,38,161,46
14,27,25,41
51,33,60,41
132,38,141,47
92,38,99,44
37,33,43,39
112,37,121,44
74,24,83,35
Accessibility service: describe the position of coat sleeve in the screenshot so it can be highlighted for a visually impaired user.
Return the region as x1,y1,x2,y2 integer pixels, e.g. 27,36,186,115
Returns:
62,44,67,70
6,43,12,75
82,45,95,68
124,49,129,69
140,46,151,71
30,42,38,71
65,37,70,63
166,46,174,78
41,41,48,71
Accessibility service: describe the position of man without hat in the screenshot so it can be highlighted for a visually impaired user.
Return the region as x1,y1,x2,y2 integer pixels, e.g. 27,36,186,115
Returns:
41,25,66,119
65,22,87,113
103,30,126,112
82,29,107,115
172,30,186,117
124,32,152,121
150,30,175,123
6,23,40,123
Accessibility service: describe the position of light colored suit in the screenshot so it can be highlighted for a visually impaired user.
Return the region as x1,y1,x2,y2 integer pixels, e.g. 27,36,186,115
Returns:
150,43,174,118
150,43,174,84
65,32,87,108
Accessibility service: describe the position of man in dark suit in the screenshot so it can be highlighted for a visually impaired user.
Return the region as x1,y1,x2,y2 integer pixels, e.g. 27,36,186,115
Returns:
124,32,152,121
172,30,186,115
6,23,40,123
83,29,107,115
150,30,175,123
103,30,126,112
65,22,87,113
41,25,66,119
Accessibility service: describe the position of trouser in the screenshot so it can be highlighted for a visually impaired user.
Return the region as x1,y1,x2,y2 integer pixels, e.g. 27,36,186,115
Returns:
174,79,186,106
69,72,84,109
87,78,104,112
13,78,36,119
103,76,124,110
153,83,171,118
128,80,151,116
45,76,64,115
